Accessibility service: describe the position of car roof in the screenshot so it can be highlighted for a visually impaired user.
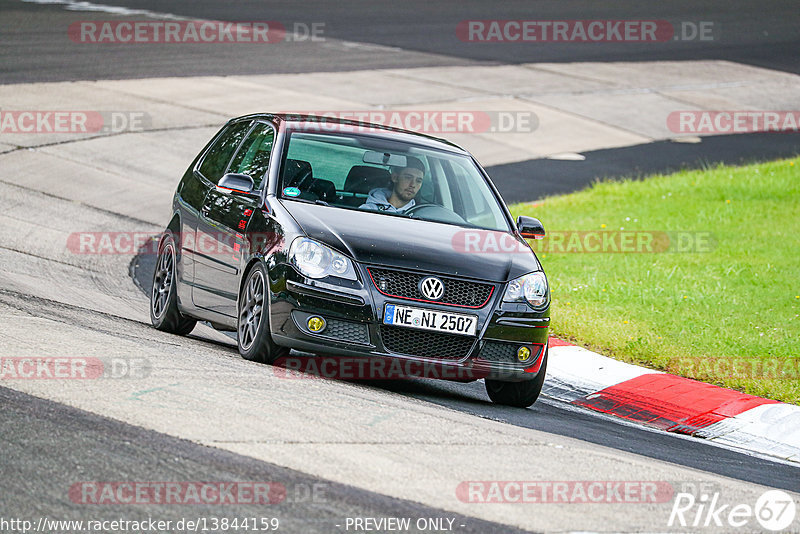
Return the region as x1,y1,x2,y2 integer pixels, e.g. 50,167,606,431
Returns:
230,113,471,155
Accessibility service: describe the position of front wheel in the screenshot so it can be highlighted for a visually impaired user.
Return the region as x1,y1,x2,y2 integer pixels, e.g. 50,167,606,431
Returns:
150,232,196,335
484,348,548,408
237,263,288,364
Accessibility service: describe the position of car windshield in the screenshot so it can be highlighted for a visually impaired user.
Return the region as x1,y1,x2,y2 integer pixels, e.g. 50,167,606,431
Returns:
278,130,511,232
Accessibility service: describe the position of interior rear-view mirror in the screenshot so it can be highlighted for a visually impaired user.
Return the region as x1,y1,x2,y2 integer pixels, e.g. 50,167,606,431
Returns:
363,151,407,167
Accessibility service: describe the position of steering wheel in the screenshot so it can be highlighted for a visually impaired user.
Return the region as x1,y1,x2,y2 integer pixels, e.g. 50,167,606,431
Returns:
404,203,439,214
404,203,466,224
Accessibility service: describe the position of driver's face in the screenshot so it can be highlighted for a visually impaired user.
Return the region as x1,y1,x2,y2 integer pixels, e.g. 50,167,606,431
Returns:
391,168,424,202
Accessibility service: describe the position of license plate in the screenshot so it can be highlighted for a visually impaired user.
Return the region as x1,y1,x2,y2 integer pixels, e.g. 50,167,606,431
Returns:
382,304,477,336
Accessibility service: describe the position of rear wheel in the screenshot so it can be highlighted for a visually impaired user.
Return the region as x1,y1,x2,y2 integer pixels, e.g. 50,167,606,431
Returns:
237,263,288,364
150,232,196,335
484,348,548,408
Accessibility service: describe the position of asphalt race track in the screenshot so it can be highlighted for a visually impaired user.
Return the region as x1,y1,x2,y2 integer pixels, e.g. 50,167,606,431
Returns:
120,252,800,493
1,1,799,533
0,386,524,534
3,0,799,83
487,131,800,202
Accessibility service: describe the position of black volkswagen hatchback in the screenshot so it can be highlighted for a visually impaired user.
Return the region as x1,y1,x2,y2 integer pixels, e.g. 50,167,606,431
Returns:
150,114,550,407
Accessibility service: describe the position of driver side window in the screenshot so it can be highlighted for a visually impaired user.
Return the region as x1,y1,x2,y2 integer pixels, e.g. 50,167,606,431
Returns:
227,122,275,190
197,120,251,184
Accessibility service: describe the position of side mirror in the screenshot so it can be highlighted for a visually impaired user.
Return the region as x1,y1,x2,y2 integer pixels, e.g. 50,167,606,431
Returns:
217,173,256,195
517,216,545,240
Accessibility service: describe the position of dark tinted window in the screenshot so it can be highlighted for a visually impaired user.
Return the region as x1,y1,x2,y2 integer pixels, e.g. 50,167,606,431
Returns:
197,121,251,184
227,122,275,189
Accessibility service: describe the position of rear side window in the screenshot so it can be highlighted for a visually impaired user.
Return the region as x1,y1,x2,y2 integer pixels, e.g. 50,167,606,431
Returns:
228,122,275,190
197,121,251,184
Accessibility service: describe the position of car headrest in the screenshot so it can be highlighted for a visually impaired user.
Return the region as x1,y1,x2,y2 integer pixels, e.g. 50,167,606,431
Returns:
343,165,390,193
303,178,336,203
283,159,313,186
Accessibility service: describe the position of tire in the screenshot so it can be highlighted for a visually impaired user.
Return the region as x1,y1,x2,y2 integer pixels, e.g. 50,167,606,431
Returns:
484,348,548,408
150,232,196,335
237,263,288,364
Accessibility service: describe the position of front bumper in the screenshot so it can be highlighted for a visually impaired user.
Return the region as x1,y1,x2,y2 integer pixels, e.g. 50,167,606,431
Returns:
269,264,550,382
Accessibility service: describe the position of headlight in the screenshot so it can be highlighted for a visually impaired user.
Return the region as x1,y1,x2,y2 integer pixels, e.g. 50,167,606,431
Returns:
503,271,549,309
288,237,357,280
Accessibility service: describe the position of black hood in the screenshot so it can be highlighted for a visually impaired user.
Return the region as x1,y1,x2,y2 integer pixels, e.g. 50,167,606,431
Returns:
283,201,540,282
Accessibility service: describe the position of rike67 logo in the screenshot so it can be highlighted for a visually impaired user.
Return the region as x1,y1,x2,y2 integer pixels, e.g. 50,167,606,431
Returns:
669,489,797,531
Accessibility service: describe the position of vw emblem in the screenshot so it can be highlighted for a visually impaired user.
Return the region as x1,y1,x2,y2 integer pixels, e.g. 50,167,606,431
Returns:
419,276,444,301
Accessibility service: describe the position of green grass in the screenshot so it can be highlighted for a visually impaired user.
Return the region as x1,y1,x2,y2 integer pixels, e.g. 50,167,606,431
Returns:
510,157,800,404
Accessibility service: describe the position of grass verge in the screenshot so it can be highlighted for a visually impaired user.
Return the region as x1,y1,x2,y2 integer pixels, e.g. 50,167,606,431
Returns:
510,157,800,404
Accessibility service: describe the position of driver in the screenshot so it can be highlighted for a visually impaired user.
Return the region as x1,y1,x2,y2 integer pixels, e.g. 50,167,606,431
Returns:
359,156,424,213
